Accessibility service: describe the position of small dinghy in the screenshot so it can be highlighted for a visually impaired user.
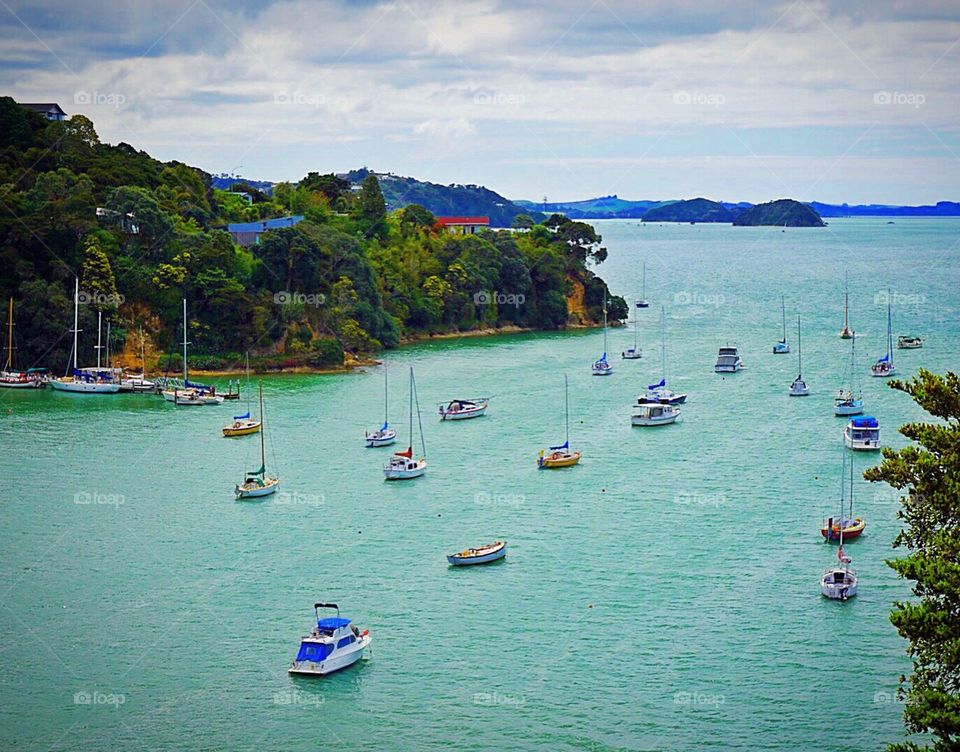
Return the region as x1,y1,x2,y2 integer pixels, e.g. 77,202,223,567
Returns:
288,603,371,676
897,335,923,349
447,540,507,566
438,398,488,420
844,415,880,451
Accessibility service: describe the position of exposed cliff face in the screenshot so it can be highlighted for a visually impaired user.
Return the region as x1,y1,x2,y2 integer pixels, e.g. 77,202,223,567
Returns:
566,275,587,324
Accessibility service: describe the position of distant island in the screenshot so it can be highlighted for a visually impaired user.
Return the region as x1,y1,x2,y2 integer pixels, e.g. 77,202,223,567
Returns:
732,199,825,227
642,198,736,223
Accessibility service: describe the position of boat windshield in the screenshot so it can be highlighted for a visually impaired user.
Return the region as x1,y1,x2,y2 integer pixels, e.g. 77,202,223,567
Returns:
296,641,335,662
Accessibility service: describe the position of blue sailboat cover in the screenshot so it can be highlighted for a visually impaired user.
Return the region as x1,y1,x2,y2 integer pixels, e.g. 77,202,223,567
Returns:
878,354,890,363
234,412,250,420
851,416,878,428
549,440,569,451
649,378,666,390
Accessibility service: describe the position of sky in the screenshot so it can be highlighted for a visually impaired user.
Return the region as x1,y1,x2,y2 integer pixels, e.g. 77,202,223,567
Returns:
2,0,959,204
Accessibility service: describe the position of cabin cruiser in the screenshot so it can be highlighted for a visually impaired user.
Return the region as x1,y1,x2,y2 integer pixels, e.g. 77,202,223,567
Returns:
631,403,680,426
288,603,371,676
365,424,397,447
844,416,880,451
438,398,487,420
714,346,744,373
384,448,426,480
897,335,923,349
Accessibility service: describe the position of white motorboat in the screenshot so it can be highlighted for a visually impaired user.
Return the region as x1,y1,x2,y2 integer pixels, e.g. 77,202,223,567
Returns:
50,280,122,394
591,297,613,375
871,290,896,377
789,316,809,396
844,416,880,451
235,382,279,498
773,295,790,354
897,335,923,349
288,603,371,676
447,540,507,566
384,367,427,480
631,402,680,426
622,302,642,359
714,346,744,373
835,331,864,416
438,398,488,420
365,365,397,446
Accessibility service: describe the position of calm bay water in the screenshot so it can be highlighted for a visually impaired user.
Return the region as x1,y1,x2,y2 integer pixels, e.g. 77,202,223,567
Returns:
2,218,958,751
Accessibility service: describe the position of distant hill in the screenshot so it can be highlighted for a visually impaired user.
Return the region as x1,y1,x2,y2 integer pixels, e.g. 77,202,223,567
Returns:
809,201,960,217
642,197,737,223
733,199,825,227
342,169,541,227
514,195,669,219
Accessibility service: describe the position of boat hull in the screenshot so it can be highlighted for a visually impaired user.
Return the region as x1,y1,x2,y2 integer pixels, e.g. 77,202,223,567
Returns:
538,451,581,468
439,406,486,420
384,459,427,480
821,570,857,599
222,421,262,437
844,430,880,451
447,542,507,566
773,343,790,354
631,413,679,426
789,381,810,396
50,379,120,393
235,477,279,498
714,364,743,373
821,520,866,540
0,379,46,388
365,430,397,447
871,363,895,378
288,635,371,676
591,366,613,376
621,349,641,359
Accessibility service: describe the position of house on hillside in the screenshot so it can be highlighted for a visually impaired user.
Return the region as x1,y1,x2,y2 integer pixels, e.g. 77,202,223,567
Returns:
226,215,303,247
20,102,67,121
434,216,490,235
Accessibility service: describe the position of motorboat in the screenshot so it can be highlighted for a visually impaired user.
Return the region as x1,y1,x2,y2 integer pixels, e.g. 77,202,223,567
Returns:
897,335,923,349
631,402,680,426
714,346,744,373
447,540,507,566
288,603,371,676
844,415,880,451
438,398,488,420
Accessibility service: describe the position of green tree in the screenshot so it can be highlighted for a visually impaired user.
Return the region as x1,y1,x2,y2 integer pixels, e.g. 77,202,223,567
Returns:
79,234,119,312
354,174,387,239
864,370,960,752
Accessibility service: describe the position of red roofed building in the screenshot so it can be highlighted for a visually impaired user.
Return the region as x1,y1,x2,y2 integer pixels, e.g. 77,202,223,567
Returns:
434,216,490,235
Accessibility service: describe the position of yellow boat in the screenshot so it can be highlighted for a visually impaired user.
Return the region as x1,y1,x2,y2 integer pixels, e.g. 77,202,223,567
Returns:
538,375,581,469
222,414,261,437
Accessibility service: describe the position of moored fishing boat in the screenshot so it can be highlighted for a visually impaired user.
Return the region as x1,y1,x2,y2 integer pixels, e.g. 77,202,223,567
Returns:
447,540,507,566
844,415,880,451
897,335,923,349
714,346,743,373
438,398,488,420
539,374,581,469
235,382,279,498
288,603,371,676
384,367,427,480
631,402,680,426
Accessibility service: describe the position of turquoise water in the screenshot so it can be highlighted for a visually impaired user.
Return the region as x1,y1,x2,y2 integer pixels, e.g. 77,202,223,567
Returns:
2,218,958,751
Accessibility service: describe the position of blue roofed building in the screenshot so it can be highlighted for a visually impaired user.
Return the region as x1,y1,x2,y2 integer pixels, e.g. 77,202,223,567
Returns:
226,215,304,247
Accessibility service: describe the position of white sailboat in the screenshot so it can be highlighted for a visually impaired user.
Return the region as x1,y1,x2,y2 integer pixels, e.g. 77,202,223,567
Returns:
839,272,853,339
50,278,121,394
636,263,650,308
235,381,279,498
821,451,859,600
591,296,613,375
637,306,686,405
120,326,155,392
621,302,642,359
871,290,896,377
789,316,809,396
365,365,397,447
162,299,221,404
773,295,790,354
835,331,864,416
384,367,427,480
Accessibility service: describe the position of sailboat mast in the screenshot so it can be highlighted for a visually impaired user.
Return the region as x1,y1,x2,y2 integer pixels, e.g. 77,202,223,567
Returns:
408,366,413,452
384,365,389,424
887,290,894,365
843,272,849,329
660,305,666,381
4,297,13,371
634,308,638,350
797,316,802,376
181,298,188,384
781,295,786,340
602,295,608,355
96,311,103,369
259,381,266,472
413,369,426,457
564,374,570,444
106,320,111,369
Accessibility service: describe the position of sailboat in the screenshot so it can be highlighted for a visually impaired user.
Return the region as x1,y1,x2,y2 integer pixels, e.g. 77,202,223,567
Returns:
821,448,865,541
223,353,261,436
384,367,427,480
235,381,279,498
839,272,853,339
120,326,155,392
162,299,221,404
621,302,642,359
789,316,809,396
591,296,613,375
636,263,650,308
835,331,864,416
0,298,46,388
365,365,397,446
636,306,686,405
539,374,581,468
773,295,790,354
820,450,859,600
50,278,121,394
871,290,896,377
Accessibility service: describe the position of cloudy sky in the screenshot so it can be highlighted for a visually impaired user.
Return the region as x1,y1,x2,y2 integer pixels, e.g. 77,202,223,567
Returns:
3,0,959,203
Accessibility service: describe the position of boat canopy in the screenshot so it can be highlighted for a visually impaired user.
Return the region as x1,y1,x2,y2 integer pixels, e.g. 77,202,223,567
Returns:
296,641,335,662
317,617,351,630
648,378,666,390
851,416,878,428
549,440,569,451
234,412,250,420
